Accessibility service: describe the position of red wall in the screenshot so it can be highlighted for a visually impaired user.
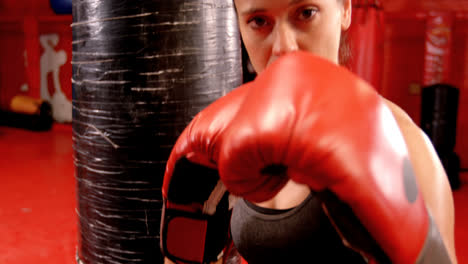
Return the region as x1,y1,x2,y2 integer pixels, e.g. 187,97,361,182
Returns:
382,0,468,13
0,0,72,109
451,17,468,168
380,2,468,168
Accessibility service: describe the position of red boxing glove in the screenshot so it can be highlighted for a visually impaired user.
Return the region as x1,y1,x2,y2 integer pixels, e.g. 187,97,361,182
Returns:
219,52,451,263
160,84,249,264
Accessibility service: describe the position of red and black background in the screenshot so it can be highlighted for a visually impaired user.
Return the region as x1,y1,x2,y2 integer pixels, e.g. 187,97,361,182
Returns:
0,0,467,263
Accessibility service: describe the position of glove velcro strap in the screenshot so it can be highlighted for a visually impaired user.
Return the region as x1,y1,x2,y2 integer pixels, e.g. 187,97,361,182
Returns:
161,197,231,264
161,209,209,264
161,158,231,263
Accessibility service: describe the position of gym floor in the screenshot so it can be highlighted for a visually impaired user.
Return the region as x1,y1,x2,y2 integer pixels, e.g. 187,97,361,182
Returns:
0,124,467,263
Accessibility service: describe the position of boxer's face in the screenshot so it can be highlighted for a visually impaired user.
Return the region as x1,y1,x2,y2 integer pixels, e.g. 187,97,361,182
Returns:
235,0,351,73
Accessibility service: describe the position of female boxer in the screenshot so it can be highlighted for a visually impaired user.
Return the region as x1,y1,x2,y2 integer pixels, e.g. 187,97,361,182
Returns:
230,0,456,263
162,0,457,263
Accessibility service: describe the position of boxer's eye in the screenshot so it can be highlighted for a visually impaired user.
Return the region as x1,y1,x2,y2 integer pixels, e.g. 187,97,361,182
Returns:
247,16,271,29
296,7,318,22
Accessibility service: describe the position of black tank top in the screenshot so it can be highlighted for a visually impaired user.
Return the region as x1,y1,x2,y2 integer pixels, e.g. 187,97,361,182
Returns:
230,193,367,264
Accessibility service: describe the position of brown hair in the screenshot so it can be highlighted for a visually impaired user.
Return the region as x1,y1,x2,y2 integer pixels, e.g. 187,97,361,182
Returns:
338,0,352,66
339,30,352,66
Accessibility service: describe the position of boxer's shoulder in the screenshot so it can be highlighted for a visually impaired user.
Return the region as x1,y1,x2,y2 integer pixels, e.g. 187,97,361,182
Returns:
382,98,415,128
382,98,441,163
382,98,433,149
382,97,448,190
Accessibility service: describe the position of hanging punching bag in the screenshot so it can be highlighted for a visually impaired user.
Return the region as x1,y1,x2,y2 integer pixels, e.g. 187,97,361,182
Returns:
348,0,385,92
421,84,460,190
72,1,242,263
420,12,460,190
422,12,454,86
421,84,459,153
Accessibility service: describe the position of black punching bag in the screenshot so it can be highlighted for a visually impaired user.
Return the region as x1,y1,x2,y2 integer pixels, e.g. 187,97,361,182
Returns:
421,83,461,189
72,1,242,263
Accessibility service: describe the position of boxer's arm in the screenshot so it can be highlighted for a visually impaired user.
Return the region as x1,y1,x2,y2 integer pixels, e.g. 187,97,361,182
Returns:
385,99,457,263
